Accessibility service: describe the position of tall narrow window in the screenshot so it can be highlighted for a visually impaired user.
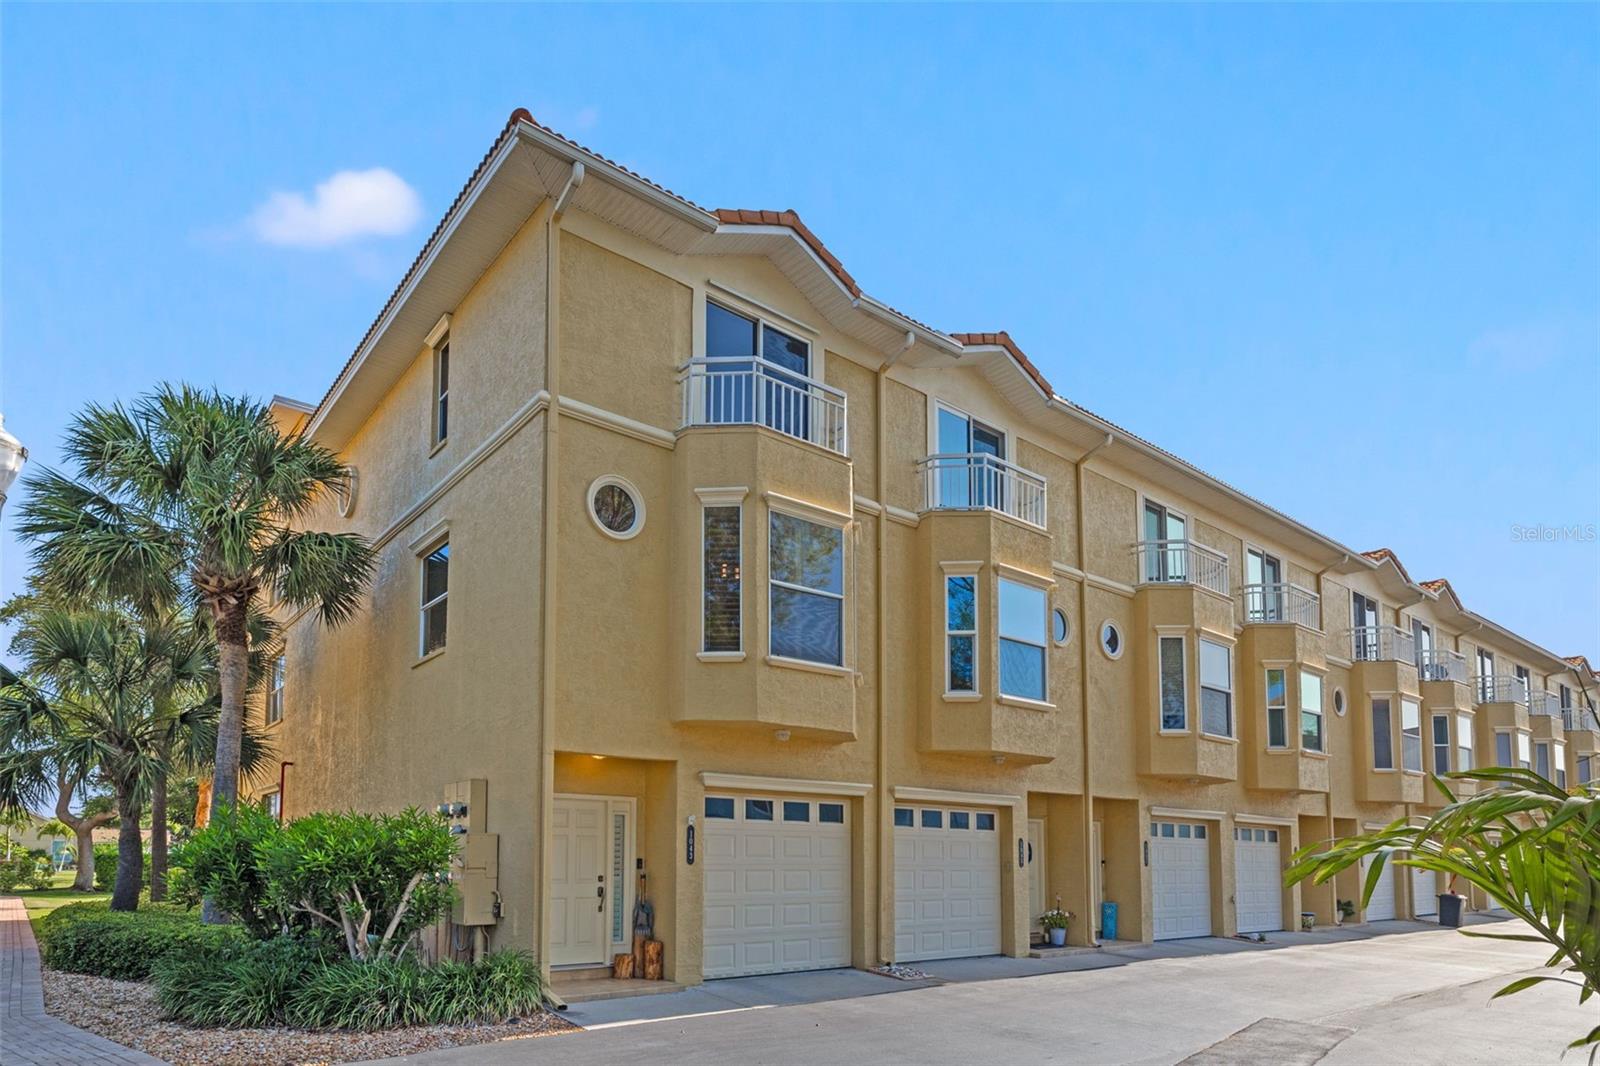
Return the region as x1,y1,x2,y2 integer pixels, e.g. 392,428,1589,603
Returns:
1412,619,1433,674
1371,698,1394,770
1579,755,1593,785
1516,731,1531,770
1431,714,1450,775
1456,713,1473,771
946,575,977,693
998,579,1046,701
704,301,812,440
1265,669,1287,748
1300,672,1324,752
769,512,843,666
1401,698,1422,772
1513,665,1532,705
1476,647,1495,702
433,338,450,445
1494,731,1513,768
702,506,741,653
264,791,282,822
1350,593,1379,660
1535,741,1551,780
420,540,449,656
266,654,286,724
1159,636,1186,730
936,404,1006,511
1554,742,1567,789
1245,549,1283,621
1142,501,1187,583
1199,640,1233,737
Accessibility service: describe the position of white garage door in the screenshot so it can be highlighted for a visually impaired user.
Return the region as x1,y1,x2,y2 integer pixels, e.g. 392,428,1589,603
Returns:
1233,825,1284,934
1411,866,1437,918
894,805,1002,962
702,795,850,979
1363,850,1397,921
1152,821,1212,940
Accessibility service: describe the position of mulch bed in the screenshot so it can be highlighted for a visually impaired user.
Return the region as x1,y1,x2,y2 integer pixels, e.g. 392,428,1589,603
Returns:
43,970,577,1065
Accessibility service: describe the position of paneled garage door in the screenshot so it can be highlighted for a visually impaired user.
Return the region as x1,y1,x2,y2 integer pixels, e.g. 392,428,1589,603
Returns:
1233,825,1285,934
1411,866,1437,918
702,795,850,979
1363,850,1397,921
893,805,1002,962
1151,821,1212,940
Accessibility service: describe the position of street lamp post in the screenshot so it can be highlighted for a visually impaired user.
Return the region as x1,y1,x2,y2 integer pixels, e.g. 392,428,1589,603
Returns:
0,415,28,519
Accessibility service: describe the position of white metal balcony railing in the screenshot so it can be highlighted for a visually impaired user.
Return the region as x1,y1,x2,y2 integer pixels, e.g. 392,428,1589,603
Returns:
1529,690,1563,719
1564,706,1599,733
1133,540,1230,596
918,453,1048,529
1348,624,1415,665
1417,647,1468,684
1475,674,1530,707
680,357,849,456
1240,582,1320,629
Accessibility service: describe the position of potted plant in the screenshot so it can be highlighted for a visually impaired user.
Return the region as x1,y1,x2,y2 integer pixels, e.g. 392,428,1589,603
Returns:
1337,899,1356,925
1039,899,1073,947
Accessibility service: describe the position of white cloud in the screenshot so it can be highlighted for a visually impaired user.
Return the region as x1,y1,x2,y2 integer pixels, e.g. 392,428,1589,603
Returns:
248,168,422,248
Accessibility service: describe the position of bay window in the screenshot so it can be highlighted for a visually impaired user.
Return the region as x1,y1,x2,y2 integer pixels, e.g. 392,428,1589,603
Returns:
1401,698,1422,772
998,578,1047,701
946,574,977,693
769,511,843,666
702,504,742,653
1554,742,1567,789
1372,698,1394,770
1160,636,1186,730
1431,714,1450,775
1199,639,1233,737
1457,713,1473,771
1300,671,1324,752
1265,669,1287,748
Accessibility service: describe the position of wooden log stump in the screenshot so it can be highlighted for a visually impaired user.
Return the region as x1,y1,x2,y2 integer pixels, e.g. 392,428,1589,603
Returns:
643,938,664,980
612,952,635,979
633,932,647,975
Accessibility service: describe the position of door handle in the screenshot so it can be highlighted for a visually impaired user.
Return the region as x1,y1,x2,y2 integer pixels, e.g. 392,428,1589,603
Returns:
597,881,606,912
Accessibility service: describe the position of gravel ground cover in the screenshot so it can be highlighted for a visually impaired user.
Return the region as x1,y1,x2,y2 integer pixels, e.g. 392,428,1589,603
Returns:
43,969,577,1065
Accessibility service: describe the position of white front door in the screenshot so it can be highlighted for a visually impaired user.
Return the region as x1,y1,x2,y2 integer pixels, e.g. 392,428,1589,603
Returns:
1411,866,1437,918
894,805,1003,962
702,795,851,979
1151,820,1212,940
1027,819,1046,937
550,797,608,966
1233,825,1285,933
1364,850,1397,921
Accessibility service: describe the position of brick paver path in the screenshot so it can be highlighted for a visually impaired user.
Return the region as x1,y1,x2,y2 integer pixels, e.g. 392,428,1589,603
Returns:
1,895,164,1065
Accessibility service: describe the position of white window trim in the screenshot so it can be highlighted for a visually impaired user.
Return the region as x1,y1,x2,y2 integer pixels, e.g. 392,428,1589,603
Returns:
1400,697,1424,774
997,575,1049,703
1493,728,1514,768
1431,713,1451,775
704,296,814,374
430,332,451,452
1099,619,1125,661
944,569,980,698
1158,633,1188,733
766,502,847,670
1265,667,1289,749
697,487,747,660
1301,669,1327,754
588,474,646,541
1371,695,1396,771
1051,607,1071,647
1198,637,1234,739
266,654,286,725
929,399,1008,460
1456,711,1475,771
417,536,449,662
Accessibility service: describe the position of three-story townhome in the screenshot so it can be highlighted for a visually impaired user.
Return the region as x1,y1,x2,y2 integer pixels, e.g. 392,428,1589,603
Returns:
253,111,1599,990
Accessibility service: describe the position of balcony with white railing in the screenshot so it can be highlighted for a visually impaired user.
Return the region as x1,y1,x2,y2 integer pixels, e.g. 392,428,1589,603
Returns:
1530,691,1563,719
1348,624,1415,665
1133,540,1230,597
1476,674,1530,708
1417,648,1468,684
680,357,849,456
1565,705,1600,735
918,453,1048,529
1240,583,1320,629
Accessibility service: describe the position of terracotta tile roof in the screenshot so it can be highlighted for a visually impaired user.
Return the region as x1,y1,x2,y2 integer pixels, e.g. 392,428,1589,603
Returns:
949,332,1056,397
713,209,861,298
1361,548,1415,584
1420,578,1450,592
1565,655,1598,678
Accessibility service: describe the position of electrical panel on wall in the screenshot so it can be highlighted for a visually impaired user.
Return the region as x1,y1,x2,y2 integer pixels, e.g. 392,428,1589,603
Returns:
439,779,499,925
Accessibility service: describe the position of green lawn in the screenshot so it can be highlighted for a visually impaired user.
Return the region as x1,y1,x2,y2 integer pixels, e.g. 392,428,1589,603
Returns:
11,870,109,931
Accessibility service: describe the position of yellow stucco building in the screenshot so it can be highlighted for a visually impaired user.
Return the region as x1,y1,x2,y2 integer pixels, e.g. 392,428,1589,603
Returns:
257,110,1600,987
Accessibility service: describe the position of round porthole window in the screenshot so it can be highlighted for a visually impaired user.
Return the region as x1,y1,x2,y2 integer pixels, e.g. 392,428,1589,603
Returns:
1099,621,1123,660
337,468,359,518
1052,608,1071,646
587,476,644,540
1333,688,1346,717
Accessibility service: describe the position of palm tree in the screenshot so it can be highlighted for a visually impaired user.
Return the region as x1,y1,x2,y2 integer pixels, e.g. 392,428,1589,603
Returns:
1286,767,1599,1058
0,600,275,909
13,385,374,870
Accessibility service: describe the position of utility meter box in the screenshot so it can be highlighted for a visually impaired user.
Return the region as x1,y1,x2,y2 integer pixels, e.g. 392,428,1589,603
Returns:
440,779,498,926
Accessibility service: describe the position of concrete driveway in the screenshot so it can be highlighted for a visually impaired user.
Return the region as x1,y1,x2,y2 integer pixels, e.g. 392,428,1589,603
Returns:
368,920,1592,1065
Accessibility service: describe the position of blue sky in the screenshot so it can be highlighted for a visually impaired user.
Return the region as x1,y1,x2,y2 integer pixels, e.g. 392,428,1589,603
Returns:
2,4,1596,659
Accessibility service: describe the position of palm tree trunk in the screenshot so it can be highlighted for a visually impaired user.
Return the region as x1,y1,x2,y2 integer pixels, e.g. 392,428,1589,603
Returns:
149,761,168,902
203,600,250,924
111,788,143,911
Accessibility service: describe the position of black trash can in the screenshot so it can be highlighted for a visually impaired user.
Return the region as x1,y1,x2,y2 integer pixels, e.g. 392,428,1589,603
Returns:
1438,893,1465,927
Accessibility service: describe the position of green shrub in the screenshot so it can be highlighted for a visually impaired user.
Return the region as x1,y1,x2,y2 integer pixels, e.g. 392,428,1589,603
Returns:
0,853,36,891
174,803,295,938
37,901,246,981
25,862,54,890
154,942,544,1030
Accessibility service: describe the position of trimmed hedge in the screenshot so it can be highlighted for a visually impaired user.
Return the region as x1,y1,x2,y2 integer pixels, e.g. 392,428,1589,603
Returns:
153,941,545,1030
37,901,246,981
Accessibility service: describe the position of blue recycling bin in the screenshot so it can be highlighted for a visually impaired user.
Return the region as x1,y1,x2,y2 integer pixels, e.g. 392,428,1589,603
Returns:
1100,900,1118,941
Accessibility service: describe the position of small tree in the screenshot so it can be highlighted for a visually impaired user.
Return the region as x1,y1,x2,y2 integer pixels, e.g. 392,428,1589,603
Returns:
1286,767,1599,1057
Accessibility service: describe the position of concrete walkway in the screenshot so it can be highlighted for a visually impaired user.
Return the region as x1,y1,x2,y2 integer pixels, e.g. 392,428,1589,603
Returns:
367,918,1592,1065
0,895,164,1066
